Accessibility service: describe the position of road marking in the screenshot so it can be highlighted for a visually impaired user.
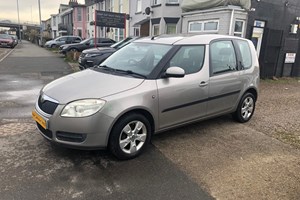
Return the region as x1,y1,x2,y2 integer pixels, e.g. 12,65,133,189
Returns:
0,48,15,63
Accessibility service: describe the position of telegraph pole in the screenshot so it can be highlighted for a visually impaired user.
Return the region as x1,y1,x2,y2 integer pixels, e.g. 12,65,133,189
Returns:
16,0,22,42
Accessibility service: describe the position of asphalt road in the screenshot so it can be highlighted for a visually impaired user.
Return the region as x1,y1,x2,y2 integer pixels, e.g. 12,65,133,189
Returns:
0,42,212,200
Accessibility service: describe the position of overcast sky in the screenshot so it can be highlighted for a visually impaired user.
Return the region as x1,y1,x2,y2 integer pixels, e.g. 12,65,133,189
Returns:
0,0,85,24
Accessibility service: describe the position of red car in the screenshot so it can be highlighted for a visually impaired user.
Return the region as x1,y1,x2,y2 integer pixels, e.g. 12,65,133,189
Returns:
0,34,15,48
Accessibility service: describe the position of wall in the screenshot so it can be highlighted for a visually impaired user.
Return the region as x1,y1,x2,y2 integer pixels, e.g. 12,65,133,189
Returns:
73,6,87,39
247,0,300,77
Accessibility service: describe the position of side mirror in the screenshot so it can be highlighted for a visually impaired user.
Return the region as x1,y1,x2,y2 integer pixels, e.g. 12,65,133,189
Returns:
164,66,185,78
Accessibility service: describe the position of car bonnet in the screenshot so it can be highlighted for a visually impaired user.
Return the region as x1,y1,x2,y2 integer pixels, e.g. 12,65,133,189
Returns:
41,69,144,104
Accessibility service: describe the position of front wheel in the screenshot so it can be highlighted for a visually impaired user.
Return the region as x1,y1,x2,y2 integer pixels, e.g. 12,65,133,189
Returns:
233,93,256,123
109,113,152,160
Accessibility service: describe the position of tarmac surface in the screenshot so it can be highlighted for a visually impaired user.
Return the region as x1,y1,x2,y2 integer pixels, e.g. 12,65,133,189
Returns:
0,42,212,200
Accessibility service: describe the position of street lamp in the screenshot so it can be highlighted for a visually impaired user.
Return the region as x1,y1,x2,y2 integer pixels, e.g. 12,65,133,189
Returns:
38,0,43,46
16,0,22,41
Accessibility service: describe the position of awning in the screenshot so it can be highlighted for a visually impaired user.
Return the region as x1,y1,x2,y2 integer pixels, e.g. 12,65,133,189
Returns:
133,18,150,27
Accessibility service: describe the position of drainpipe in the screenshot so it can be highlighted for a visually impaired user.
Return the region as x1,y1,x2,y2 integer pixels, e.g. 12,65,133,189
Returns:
228,8,235,35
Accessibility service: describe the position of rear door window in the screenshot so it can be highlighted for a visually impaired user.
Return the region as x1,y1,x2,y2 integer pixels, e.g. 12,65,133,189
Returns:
210,40,237,75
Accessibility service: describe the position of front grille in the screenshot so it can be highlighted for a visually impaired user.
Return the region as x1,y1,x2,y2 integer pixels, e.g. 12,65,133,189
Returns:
37,123,53,139
38,95,58,115
56,131,87,143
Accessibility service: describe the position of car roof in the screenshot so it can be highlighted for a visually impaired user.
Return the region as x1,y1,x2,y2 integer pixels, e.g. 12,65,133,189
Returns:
134,34,248,45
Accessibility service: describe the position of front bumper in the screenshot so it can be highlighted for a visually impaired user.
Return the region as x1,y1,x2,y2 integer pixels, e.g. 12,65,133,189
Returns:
78,57,96,70
33,102,114,149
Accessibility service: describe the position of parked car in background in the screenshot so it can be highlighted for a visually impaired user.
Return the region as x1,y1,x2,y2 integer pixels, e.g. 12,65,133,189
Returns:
59,38,115,55
33,34,259,160
10,35,18,46
78,37,139,69
0,34,15,48
45,36,82,48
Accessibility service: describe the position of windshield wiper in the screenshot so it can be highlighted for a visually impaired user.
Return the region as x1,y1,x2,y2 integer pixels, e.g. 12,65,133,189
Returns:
114,69,146,78
96,65,115,71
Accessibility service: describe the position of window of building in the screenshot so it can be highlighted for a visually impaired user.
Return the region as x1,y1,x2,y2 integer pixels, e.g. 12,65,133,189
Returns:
110,0,114,11
134,27,140,36
166,24,177,34
53,16,56,26
234,20,245,37
119,0,123,12
136,0,142,13
166,0,179,3
210,40,237,74
153,0,161,5
78,29,82,38
114,28,124,42
168,46,205,74
204,21,218,31
77,8,82,22
188,20,219,32
236,40,252,69
189,21,202,32
153,24,160,35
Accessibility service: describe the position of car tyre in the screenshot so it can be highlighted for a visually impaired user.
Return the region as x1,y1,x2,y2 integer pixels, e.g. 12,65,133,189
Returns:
70,48,78,53
109,113,152,160
233,92,256,123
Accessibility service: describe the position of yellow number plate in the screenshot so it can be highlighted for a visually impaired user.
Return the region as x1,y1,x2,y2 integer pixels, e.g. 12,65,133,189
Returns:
32,111,47,129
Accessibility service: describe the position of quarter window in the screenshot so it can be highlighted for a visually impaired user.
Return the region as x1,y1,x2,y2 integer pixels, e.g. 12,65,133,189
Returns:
168,46,205,74
236,40,252,69
210,41,237,74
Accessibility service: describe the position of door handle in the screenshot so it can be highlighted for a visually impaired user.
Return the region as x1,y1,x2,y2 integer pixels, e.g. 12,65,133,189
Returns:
199,81,208,87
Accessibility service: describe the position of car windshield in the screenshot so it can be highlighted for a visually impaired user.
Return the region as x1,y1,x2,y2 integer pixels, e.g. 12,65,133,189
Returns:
80,38,91,44
99,42,172,77
0,34,11,39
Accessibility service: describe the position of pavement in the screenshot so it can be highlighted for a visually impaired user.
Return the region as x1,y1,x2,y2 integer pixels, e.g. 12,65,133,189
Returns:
0,42,212,200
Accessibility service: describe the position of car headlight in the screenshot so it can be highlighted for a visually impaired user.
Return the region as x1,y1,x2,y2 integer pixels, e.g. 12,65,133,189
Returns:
61,99,106,117
86,53,100,58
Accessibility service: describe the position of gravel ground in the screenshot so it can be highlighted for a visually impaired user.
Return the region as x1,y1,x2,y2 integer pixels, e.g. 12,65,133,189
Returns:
152,78,300,200
249,78,300,148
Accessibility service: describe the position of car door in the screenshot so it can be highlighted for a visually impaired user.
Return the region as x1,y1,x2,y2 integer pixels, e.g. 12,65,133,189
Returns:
156,45,209,129
207,40,242,116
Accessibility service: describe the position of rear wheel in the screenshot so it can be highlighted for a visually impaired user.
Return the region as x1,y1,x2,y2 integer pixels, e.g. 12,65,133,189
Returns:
233,93,256,123
70,48,78,53
109,113,151,160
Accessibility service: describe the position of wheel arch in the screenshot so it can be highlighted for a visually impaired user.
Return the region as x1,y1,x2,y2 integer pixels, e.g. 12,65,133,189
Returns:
106,108,156,147
244,87,258,101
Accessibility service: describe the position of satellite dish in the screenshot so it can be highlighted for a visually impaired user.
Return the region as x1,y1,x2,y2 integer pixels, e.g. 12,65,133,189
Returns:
145,7,152,15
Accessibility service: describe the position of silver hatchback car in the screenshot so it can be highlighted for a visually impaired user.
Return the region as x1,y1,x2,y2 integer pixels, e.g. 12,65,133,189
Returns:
33,35,259,159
